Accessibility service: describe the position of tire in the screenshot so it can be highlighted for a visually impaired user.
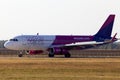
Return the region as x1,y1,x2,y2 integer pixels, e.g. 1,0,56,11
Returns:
48,48,54,57
48,53,54,57
18,54,23,57
64,53,71,58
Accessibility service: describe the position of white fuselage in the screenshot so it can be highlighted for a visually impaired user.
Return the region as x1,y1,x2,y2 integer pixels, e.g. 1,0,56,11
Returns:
4,35,56,50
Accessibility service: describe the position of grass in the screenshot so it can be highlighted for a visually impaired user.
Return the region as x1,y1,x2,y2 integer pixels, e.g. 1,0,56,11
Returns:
0,57,120,80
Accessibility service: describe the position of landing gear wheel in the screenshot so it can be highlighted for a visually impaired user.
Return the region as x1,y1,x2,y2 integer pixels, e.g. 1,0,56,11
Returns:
65,53,71,58
18,54,23,57
48,54,54,57
48,48,55,57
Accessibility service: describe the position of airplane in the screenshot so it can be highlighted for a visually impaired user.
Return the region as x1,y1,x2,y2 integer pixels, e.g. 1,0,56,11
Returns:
4,14,118,57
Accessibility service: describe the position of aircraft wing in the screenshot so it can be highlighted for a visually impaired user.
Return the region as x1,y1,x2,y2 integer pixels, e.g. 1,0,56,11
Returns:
51,41,104,49
65,41,104,47
51,39,117,50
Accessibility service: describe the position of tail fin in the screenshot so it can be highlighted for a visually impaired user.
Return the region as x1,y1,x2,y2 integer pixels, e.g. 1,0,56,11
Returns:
94,14,115,41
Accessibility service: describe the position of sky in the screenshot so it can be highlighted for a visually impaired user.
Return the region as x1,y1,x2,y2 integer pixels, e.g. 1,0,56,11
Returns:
0,0,120,40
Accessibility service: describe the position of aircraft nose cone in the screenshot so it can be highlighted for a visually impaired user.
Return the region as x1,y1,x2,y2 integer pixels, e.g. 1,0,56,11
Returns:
4,41,12,49
4,41,9,49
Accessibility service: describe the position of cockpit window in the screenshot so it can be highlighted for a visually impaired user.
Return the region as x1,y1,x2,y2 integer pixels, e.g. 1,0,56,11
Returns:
10,39,18,41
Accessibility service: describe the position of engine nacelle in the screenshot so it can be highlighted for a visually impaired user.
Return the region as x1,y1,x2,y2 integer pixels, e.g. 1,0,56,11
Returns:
26,50,44,55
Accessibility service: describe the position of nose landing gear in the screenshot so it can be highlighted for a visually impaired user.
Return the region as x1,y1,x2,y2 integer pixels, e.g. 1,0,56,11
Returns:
18,51,23,57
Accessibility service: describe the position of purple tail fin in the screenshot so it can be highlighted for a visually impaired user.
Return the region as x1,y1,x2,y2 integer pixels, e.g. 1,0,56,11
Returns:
94,15,115,41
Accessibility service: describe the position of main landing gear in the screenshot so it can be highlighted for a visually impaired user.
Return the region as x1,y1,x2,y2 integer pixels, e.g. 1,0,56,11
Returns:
48,52,71,58
48,48,71,58
64,53,71,58
48,48,54,57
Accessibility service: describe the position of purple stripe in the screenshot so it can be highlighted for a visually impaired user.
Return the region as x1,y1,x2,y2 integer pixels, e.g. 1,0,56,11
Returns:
52,35,94,45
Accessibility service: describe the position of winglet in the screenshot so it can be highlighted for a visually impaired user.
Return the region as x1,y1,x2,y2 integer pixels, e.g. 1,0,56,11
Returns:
104,33,117,43
111,33,117,42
